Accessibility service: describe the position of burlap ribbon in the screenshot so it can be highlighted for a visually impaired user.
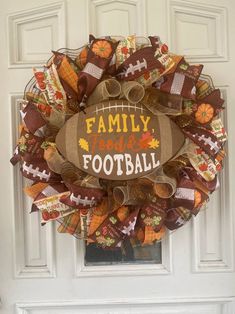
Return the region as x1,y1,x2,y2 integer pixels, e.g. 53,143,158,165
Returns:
113,180,152,205
44,146,66,174
119,81,145,104
80,175,102,189
87,79,145,105
47,109,66,129
113,185,139,205
87,78,121,106
142,88,182,116
144,168,177,198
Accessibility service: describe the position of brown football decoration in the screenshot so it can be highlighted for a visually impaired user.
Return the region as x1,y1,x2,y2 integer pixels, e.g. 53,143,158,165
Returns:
56,100,185,180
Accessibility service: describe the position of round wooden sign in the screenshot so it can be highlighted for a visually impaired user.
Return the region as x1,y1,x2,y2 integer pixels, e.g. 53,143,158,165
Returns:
56,100,185,180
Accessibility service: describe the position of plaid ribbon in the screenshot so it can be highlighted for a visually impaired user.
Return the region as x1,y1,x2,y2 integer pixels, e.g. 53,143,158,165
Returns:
53,52,79,93
143,226,165,245
57,211,81,235
24,182,48,199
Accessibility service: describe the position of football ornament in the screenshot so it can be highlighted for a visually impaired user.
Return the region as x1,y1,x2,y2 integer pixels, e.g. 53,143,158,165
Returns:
56,100,185,180
11,34,227,250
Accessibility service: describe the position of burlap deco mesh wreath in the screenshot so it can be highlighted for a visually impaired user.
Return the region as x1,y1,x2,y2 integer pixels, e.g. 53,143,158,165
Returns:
11,35,227,248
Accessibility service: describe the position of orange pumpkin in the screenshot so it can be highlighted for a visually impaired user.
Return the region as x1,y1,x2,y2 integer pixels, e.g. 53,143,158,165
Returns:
195,103,214,124
91,40,112,59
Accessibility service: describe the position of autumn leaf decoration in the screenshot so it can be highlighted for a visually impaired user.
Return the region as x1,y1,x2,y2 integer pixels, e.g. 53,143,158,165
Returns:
79,138,89,152
139,131,153,149
139,132,160,149
148,138,160,149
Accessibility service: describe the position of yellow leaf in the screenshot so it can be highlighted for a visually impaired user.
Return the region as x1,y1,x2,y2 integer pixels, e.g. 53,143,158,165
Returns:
79,138,89,152
148,138,160,149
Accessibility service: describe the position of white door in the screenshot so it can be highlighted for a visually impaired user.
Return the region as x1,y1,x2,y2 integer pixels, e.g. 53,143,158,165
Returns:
1,0,235,313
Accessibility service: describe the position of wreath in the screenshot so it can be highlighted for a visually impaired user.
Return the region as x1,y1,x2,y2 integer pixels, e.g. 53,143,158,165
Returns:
11,35,227,249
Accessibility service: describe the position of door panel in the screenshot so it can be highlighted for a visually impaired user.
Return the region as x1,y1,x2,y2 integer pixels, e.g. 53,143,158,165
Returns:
0,0,235,313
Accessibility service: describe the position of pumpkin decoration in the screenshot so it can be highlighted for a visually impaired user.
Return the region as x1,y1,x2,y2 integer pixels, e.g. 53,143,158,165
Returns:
91,40,112,59
195,103,214,124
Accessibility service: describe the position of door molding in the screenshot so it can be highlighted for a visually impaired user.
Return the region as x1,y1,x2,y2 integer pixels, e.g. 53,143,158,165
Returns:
167,0,228,62
11,93,56,278
15,296,235,314
7,1,66,68
192,87,234,273
74,231,172,277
